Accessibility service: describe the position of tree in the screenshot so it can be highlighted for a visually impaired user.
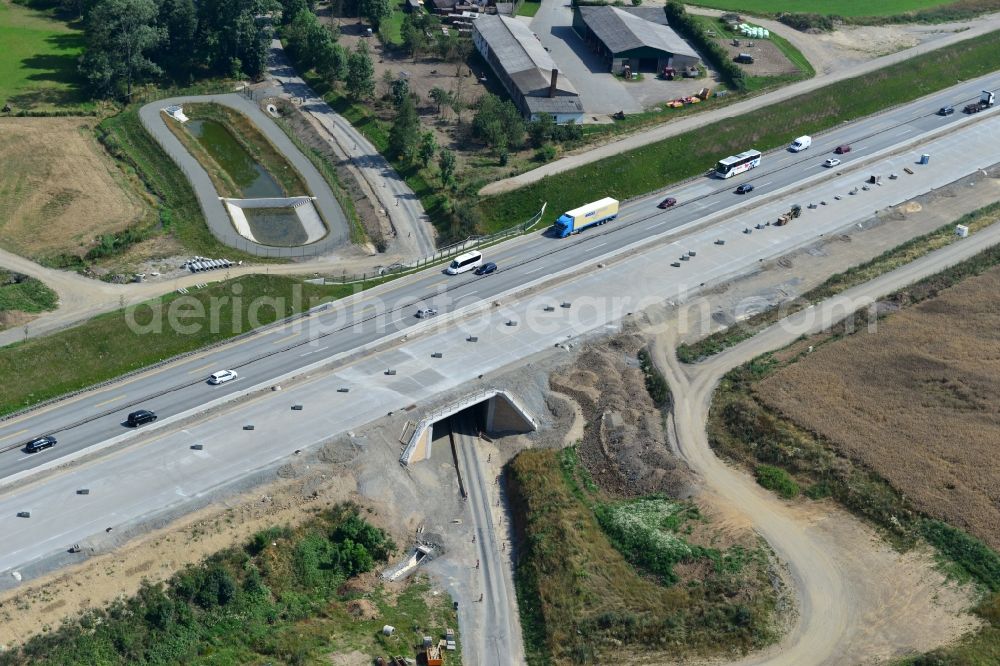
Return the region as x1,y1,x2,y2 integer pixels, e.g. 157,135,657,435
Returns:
401,12,436,59
316,41,348,82
527,112,555,147
472,93,524,152
80,0,163,99
388,96,420,162
156,0,197,83
390,76,409,109
345,41,375,100
428,87,452,116
418,131,437,167
438,148,456,184
359,0,392,29
195,0,270,79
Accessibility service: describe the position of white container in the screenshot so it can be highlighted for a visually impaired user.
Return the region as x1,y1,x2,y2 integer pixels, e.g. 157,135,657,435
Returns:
956,224,969,238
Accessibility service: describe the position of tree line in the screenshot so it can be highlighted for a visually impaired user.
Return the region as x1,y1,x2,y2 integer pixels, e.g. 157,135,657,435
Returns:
78,0,281,100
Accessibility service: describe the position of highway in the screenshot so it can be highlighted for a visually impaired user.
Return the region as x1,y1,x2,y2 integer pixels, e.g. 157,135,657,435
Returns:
0,99,998,581
2,74,998,484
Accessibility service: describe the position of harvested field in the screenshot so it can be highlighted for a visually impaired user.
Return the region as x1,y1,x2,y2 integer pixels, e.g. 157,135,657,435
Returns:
0,118,149,263
757,265,1000,549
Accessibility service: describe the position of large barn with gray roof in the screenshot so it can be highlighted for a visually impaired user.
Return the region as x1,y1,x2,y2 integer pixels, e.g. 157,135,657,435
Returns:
472,14,584,124
573,6,700,75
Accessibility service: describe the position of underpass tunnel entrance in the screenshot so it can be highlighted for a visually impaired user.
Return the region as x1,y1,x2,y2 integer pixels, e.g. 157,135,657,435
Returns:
401,390,536,465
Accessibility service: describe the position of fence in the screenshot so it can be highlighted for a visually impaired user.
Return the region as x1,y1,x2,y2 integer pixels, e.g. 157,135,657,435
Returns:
321,202,548,285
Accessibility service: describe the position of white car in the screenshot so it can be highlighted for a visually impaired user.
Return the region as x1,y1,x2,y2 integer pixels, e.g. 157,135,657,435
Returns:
208,370,238,385
823,158,841,168
415,308,438,319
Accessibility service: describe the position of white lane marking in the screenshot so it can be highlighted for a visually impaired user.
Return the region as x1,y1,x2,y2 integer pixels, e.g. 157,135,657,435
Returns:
525,266,545,274
898,127,914,135
645,224,659,231
300,346,330,357
464,290,478,297
760,181,773,187
592,242,608,249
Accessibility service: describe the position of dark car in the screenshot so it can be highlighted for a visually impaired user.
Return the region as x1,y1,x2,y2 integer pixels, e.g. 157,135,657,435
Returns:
735,183,754,194
834,144,852,154
24,435,57,453
474,262,498,275
657,197,677,209
937,106,954,116
126,409,157,427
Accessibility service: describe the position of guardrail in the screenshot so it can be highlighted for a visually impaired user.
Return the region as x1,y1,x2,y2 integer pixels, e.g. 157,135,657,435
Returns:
321,203,548,285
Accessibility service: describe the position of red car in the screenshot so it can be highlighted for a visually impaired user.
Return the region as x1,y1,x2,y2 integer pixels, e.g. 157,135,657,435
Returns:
657,197,677,209
834,144,851,154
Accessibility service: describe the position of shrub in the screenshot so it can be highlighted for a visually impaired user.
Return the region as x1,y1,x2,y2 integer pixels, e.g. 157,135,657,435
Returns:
777,13,836,32
919,519,1000,591
637,348,670,407
755,465,799,499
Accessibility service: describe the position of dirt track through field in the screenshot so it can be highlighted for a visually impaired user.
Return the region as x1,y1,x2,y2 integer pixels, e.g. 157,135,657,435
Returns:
644,218,1000,663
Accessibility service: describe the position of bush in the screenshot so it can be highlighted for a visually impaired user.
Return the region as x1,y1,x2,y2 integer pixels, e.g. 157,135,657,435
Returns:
777,13,836,32
755,465,799,499
637,348,670,407
919,519,1000,591
534,143,557,162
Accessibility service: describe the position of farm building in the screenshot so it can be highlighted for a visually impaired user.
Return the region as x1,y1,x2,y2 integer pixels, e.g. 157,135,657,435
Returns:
472,14,585,123
573,6,700,75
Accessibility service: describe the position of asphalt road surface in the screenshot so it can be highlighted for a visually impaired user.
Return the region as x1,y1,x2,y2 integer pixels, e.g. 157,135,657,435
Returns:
2,76,998,483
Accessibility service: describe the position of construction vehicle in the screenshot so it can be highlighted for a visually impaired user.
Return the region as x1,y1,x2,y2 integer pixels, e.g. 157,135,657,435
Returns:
554,197,619,237
775,204,802,226
964,90,995,114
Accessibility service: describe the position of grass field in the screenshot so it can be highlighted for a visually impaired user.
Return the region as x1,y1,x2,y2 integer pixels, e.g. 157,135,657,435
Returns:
677,201,1000,362
0,117,151,265
0,0,90,111
509,447,781,664
476,28,1000,233
0,504,461,665
517,0,541,17
0,270,57,314
0,275,356,416
687,0,969,17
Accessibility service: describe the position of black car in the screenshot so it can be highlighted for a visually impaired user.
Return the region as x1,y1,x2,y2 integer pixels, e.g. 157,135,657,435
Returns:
126,409,157,427
24,435,57,453
657,197,677,209
474,262,498,276
735,183,754,194
937,106,955,116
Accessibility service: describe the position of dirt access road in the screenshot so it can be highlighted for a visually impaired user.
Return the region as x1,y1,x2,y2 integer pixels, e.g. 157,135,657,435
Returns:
646,220,1000,663
481,9,1000,195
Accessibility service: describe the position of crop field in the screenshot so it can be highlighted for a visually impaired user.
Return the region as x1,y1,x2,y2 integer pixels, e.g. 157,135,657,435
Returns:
0,117,149,264
688,0,976,17
0,0,90,110
756,264,1000,549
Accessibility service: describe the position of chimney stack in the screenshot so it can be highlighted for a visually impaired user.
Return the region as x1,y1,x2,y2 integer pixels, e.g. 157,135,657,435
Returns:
549,69,558,98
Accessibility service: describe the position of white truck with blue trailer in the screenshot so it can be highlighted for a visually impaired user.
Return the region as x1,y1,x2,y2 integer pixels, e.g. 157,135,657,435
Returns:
554,198,620,238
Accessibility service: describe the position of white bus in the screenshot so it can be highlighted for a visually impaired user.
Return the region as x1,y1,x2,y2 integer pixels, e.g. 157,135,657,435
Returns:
715,149,762,178
445,250,483,275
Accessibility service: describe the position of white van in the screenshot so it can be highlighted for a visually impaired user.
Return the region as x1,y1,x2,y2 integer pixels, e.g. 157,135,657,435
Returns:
445,250,483,275
789,136,811,152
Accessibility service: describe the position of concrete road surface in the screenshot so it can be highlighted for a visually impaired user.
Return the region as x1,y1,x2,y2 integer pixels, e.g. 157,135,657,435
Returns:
2,92,998,484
